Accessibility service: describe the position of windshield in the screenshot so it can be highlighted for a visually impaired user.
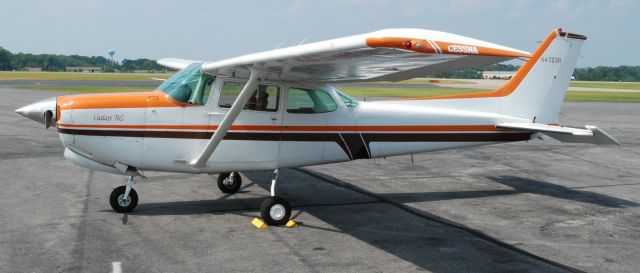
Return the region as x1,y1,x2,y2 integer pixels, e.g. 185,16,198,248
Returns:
157,63,214,105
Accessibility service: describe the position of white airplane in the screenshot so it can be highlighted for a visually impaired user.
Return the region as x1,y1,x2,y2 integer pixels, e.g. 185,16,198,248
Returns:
16,28,618,226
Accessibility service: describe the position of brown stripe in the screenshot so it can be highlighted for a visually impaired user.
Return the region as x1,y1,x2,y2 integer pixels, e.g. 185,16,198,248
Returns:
58,128,530,142
341,133,371,160
364,132,531,142
58,128,531,160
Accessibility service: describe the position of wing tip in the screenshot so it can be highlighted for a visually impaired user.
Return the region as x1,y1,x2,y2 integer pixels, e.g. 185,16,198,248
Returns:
157,58,202,70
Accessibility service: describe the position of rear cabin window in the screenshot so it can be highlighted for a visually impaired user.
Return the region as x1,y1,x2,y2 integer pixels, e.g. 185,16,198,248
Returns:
218,82,280,112
286,88,337,114
337,90,359,108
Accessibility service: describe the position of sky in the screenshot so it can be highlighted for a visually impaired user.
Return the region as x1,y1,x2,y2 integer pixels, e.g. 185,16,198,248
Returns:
0,0,637,67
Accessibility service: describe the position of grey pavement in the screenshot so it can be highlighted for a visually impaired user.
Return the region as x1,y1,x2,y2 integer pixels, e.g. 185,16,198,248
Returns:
1,87,638,272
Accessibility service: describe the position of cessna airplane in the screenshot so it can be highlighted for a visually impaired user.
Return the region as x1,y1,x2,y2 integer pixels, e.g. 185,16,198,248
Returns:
16,28,618,226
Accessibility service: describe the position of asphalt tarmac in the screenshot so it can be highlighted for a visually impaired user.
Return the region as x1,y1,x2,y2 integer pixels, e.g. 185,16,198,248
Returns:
1,86,638,273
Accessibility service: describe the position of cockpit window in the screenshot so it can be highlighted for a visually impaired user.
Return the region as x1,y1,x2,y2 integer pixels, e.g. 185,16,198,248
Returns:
287,88,337,114
157,63,215,105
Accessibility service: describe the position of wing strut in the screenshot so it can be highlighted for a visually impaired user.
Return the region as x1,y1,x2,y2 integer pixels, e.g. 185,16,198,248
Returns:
190,67,262,168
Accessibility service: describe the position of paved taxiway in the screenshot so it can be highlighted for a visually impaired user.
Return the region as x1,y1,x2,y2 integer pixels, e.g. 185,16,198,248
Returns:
1,86,639,272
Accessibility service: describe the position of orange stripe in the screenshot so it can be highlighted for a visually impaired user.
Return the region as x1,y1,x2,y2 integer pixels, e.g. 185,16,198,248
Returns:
366,37,439,54
57,124,499,132
57,91,192,110
365,37,531,58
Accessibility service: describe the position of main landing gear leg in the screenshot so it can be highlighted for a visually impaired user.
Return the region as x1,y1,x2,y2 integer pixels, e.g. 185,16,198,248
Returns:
260,169,292,226
110,176,138,213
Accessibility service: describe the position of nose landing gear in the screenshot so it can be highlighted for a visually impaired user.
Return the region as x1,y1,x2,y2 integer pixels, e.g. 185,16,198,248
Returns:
217,172,242,194
109,176,138,213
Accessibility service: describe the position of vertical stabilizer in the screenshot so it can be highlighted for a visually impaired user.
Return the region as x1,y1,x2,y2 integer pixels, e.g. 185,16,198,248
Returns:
500,29,586,123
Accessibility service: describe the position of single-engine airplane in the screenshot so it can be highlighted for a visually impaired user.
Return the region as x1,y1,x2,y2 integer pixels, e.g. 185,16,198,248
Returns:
16,28,618,226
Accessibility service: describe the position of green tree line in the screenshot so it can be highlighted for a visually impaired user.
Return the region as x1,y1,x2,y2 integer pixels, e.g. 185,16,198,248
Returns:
0,46,164,72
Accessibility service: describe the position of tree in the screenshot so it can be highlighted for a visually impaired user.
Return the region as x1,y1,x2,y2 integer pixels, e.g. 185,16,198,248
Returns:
0,47,14,70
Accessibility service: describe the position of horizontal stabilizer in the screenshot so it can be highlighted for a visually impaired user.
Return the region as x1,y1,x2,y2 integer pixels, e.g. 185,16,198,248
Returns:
497,123,619,146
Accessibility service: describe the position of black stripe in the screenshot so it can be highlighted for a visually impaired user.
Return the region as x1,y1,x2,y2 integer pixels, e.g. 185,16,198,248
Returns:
58,128,532,159
341,133,371,160
58,128,531,142
365,132,531,142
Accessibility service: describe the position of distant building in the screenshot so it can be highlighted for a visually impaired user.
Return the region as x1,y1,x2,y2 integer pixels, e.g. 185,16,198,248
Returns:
23,67,42,72
482,71,516,80
131,69,163,73
66,67,102,73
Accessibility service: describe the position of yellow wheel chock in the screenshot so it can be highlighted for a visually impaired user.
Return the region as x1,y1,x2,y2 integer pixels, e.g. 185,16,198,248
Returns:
251,217,298,229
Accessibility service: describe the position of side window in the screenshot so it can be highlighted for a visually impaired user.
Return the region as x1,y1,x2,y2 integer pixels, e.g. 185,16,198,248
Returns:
287,88,337,114
337,91,359,108
218,82,280,112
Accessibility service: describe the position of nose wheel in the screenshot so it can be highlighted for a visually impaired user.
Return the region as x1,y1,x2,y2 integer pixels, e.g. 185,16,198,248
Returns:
259,169,292,226
217,172,242,194
110,186,138,213
109,176,138,213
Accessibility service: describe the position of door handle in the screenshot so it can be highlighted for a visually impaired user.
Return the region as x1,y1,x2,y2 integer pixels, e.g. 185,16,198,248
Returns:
270,117,278,121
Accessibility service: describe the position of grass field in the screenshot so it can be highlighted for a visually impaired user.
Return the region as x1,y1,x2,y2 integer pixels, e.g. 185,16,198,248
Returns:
339,87,487,97
19,86,154,93
564,91,640,103
0,72,474,85
338,87,640,103
16,82,640,103
569,81,640,90
0,71,171,81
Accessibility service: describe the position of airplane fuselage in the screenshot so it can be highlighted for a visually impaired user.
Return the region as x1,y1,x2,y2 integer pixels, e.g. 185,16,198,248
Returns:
55,77,533,175
14,28,604,221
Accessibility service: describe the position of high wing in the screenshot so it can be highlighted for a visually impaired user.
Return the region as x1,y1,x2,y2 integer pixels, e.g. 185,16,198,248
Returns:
159,28,530,83
497,123,620,146
157,58,202,70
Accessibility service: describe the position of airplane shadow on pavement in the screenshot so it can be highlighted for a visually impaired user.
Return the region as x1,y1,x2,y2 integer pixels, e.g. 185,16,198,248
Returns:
126,168,640,272
487,176,638,208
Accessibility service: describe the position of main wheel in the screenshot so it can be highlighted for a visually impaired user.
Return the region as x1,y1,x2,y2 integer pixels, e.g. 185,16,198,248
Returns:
260,196,291,226
109,186,138,213
217,172,242,194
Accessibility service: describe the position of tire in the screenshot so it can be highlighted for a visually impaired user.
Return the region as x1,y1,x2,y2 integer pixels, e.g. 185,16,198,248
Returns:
217,172,242,194
109,186,138,213
260,196,291,226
